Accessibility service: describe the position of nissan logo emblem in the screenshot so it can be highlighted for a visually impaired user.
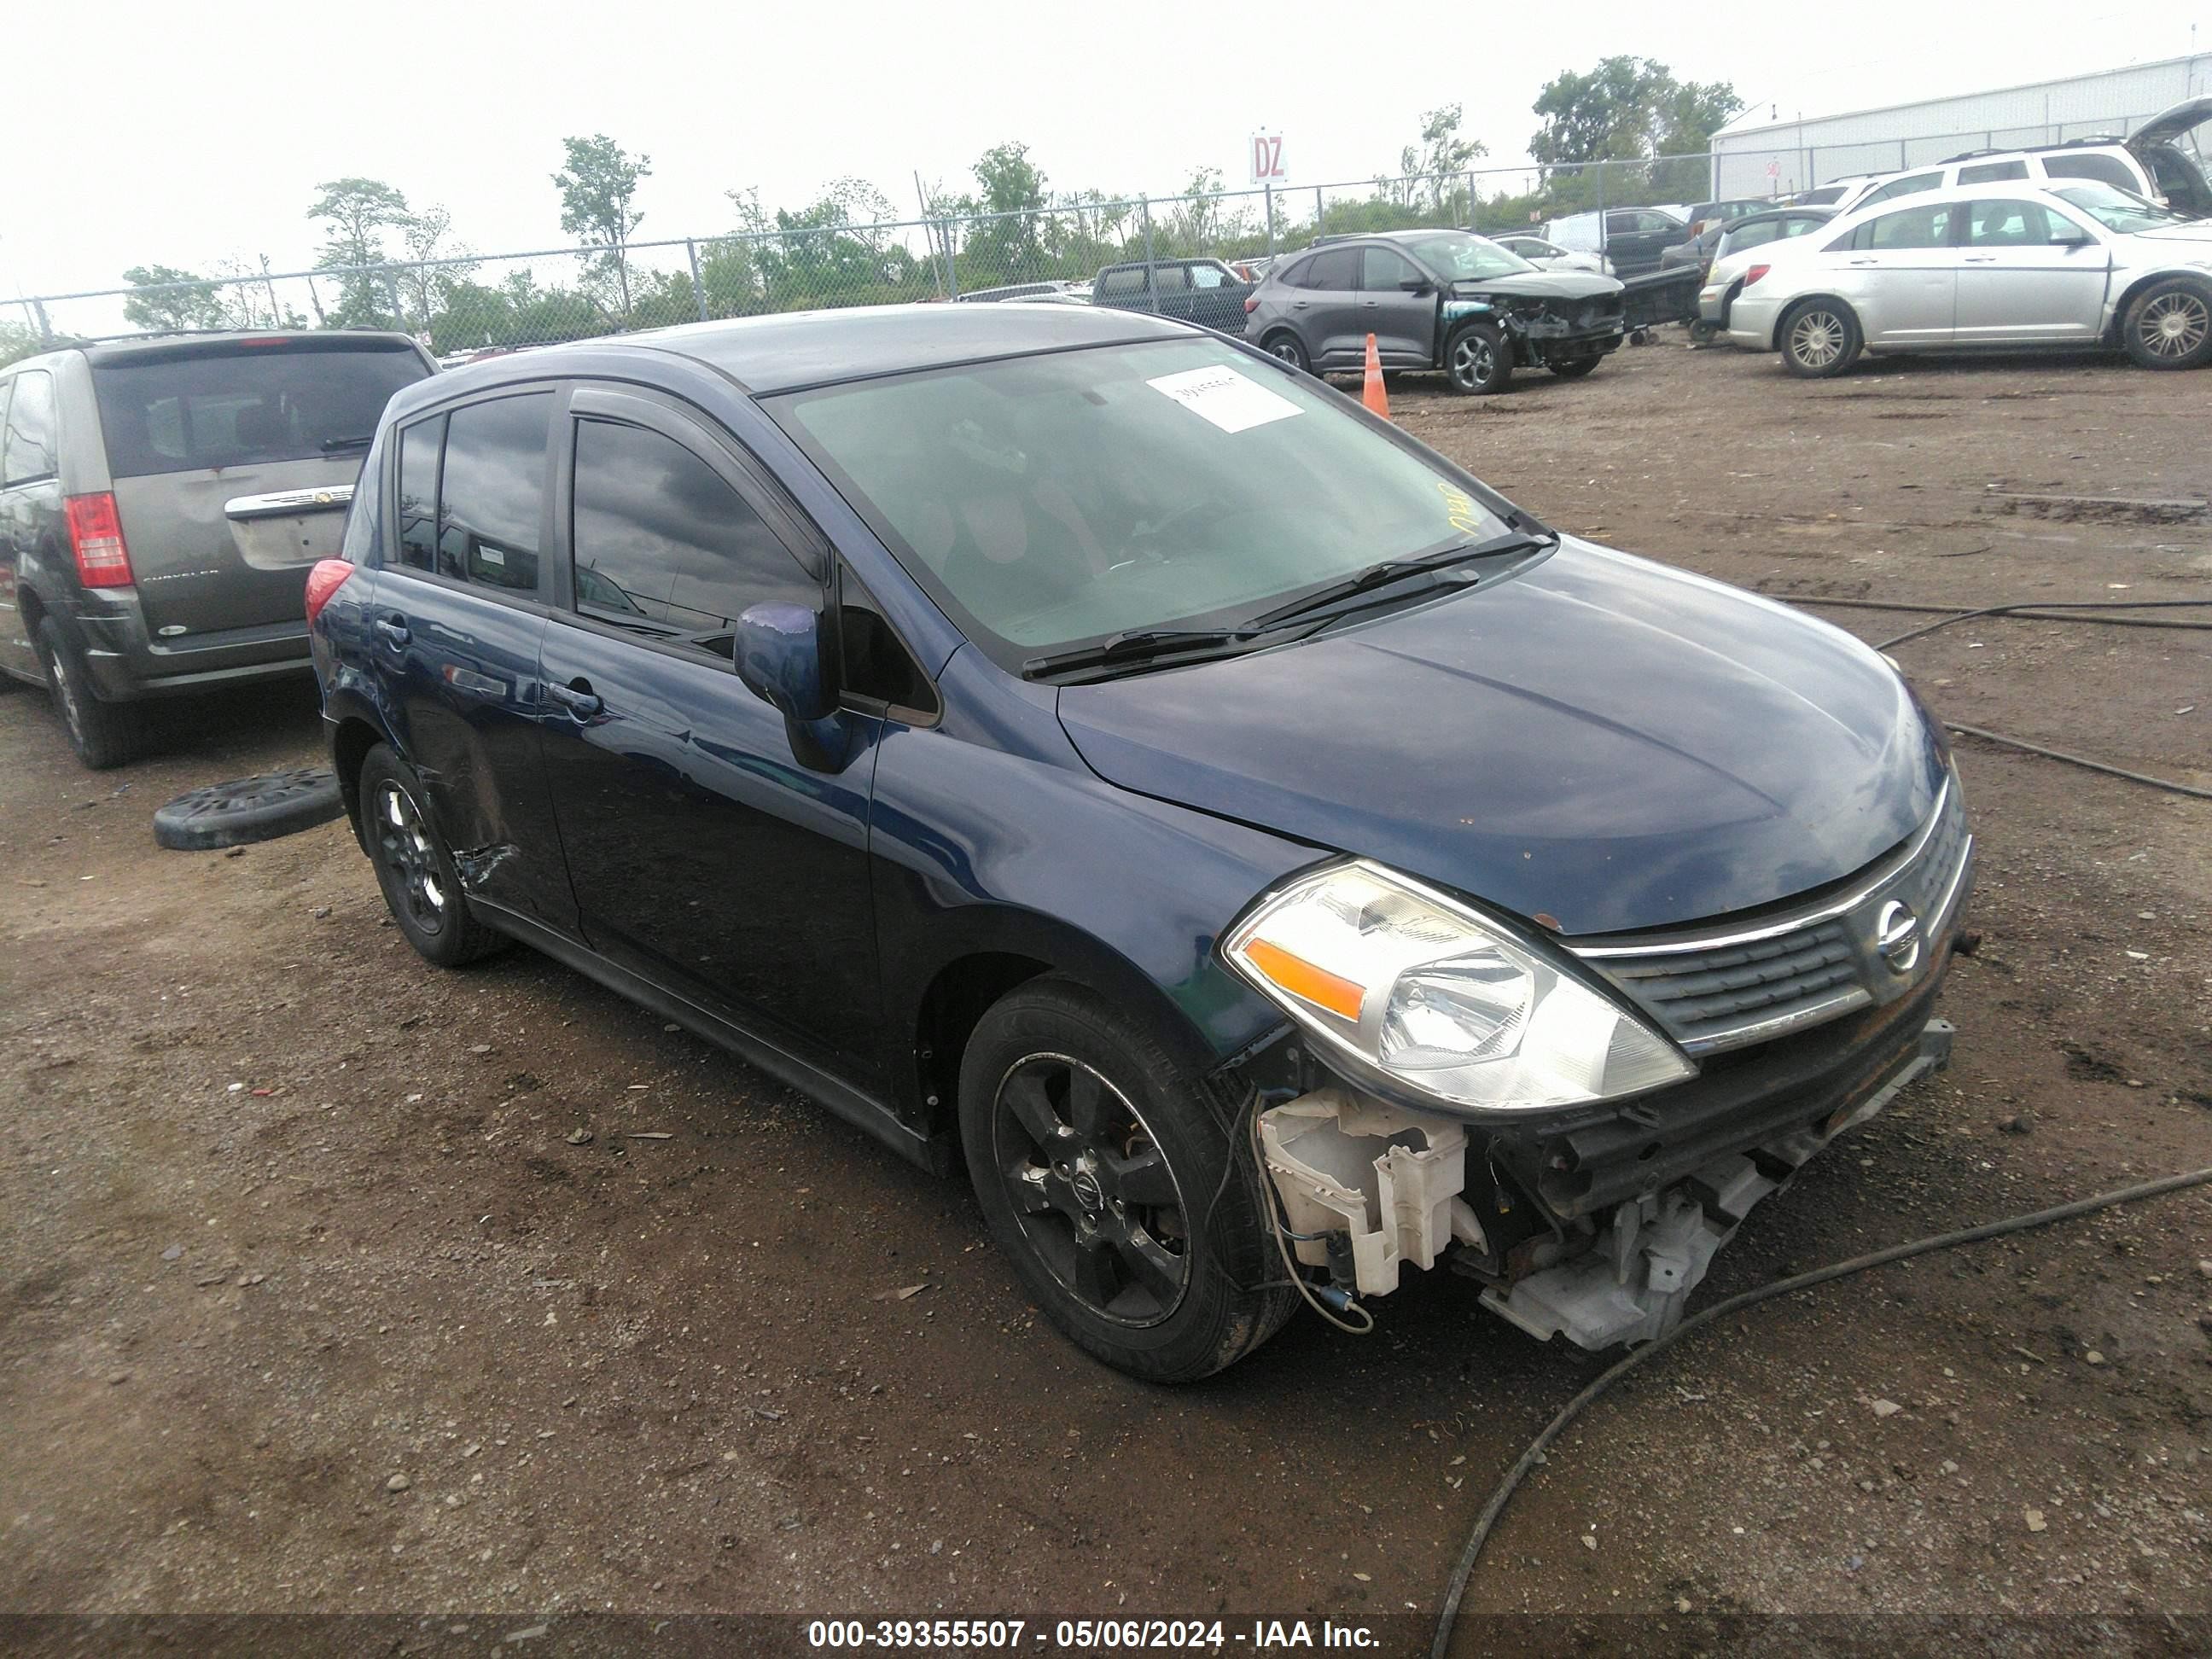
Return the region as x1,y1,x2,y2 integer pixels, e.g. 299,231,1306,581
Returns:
1875,900,1922,975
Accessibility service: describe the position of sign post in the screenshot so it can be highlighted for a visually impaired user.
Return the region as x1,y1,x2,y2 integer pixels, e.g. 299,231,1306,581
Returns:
1249,131,1288,260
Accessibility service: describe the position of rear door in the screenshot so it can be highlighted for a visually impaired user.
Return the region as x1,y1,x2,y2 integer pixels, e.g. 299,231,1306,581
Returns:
535,387,885,1080
1836,201,1961,344
375,388,576,932
1954,197,2111,342
0,372,58,678
1294,247,1365,368
1357,245,1436,365
89,338,431,640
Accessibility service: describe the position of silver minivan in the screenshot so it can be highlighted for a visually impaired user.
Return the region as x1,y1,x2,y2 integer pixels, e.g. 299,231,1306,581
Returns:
0,331,434,765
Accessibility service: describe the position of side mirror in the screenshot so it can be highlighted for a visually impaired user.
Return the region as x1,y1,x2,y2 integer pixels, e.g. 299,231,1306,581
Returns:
2051,230,2094,250
1399,277,1433,294
735,602,835,723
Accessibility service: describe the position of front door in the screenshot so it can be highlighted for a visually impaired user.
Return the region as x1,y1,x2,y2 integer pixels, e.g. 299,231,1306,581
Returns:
1840,201,1960,345
374,389,576,932
1358,245,1438,366
534,387,884,1084
1954,198,2112,342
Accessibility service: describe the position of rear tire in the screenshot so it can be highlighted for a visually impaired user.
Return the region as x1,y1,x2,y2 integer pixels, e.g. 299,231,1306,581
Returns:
1548,352,1601,379
358,743,509,969
35,616,146,770
2120,277,2212,370
1778,299,1862,378
1261,331,1310,374
1444,323,1511,394
958,977,1296,1382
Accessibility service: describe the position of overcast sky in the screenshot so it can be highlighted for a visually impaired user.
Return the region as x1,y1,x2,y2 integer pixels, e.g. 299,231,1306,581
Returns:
4,0,2204,301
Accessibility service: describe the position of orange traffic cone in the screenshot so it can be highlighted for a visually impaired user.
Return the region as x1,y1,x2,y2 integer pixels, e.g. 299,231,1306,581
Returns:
1361,333,1390,419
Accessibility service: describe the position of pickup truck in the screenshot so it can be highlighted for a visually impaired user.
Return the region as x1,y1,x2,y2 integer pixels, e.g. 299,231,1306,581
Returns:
1091,258,1255,334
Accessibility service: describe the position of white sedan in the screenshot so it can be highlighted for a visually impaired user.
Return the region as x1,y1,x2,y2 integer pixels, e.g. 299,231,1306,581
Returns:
1491,235,1616,277
1723,181,2212,376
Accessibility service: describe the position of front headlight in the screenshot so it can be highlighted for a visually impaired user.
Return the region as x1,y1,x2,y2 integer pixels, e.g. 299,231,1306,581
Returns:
1223,862,1693,1114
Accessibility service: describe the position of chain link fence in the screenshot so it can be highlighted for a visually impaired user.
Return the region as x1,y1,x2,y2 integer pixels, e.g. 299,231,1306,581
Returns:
8,109,2197,364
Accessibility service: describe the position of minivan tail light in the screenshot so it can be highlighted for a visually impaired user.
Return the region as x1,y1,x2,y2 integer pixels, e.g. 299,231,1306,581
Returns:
64,493,134,588
1742,264,1771,288
304,558,355,626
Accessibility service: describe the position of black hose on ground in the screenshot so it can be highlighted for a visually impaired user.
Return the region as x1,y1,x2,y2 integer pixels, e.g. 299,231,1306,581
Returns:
1429,1161,2212,1659
1945,722,2212,801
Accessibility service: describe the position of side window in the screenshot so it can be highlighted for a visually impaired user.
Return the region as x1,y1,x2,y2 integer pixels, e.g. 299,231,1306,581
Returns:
3,370,57,486
1637,212,1678,233
839,567,936,715
1959,160,2029,184
1864,173,1939,207
1278,257,1316,289
2042,154,2136,191
1866,203,1955,249
1151,265,1190,294
1604,212,1639,237
1304,247,1359,289
1731,221,1783,252
570,418,818,659
1783,216,1828,238
1097,269,1144,298
395,414,444,572
338,428,390,564
1360,247,1423,291
1189,264,1226,290
1965,199,2056,247
439,393,551,595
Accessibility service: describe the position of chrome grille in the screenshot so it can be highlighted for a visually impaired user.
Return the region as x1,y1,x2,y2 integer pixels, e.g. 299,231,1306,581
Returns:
1572,778,1971,1055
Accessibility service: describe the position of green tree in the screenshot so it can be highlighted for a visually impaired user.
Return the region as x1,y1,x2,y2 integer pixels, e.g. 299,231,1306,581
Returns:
122,264,225,332
397,204,476,332
1393,105,1487,212
1529,57,1741,205
1,319,40,370
966,143,1050,282
553,135,652,317
309,177,411,326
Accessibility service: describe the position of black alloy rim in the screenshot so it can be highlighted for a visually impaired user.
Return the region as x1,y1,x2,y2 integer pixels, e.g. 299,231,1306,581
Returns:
992,1052,1191,1326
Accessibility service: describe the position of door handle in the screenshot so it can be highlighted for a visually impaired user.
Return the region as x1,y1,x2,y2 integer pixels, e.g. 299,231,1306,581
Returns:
1964,255,1997,263
1290,300,1309,309
1360,300,1380,308
1848,259,1877,266
547,679,602,719
373,614,409,647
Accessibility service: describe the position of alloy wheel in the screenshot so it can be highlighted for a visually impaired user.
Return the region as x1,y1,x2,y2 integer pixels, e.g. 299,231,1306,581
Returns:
991,1052,1190,1326
1449,332,1495,389
373,780,447,936
1267,336,1305,370
1789,309,1847,370
44,644,84,742
2137,290,2209,361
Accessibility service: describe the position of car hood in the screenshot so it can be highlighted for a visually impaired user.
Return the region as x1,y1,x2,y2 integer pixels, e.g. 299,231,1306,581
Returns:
2126,219,2212,247
1055,538,1944,937
2129,96,2212,150
1451,271,1623,302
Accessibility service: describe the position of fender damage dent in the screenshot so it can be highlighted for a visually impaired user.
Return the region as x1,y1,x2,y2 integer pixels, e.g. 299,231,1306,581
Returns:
451,842,521,889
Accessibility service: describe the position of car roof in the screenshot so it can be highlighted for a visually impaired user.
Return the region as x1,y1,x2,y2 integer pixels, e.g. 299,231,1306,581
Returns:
79,329,424,366
441,304,1201,398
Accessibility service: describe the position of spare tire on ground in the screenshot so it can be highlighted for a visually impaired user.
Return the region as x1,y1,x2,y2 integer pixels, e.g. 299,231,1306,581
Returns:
154,767,345,851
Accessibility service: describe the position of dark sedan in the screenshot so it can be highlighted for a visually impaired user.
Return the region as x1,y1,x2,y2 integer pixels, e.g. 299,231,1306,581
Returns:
308,304,1970,1379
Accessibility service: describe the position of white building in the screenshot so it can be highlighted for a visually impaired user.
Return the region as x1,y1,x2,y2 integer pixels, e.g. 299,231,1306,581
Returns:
1709,54,2211,199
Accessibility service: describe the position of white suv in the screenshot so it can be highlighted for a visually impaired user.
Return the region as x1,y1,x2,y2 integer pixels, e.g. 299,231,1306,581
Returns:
1830,98,2212,220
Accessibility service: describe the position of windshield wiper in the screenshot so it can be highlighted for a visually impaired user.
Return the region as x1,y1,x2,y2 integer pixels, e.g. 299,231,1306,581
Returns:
320,434,375,452
1246,531,1556,630
1022,627,1259,678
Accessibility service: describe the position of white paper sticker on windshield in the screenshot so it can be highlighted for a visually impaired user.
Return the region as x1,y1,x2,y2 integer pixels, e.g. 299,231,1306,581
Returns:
1146,366,1302,434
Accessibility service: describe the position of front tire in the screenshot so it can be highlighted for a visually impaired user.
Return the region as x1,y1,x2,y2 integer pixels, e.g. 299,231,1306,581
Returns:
958,978,1295,1382
1778,299,1862,378
2121,277,2212,370
1444,322,1511,394
36,616,146,770
1548,352,1601,379
358,743,508,969
1261,330,1309,373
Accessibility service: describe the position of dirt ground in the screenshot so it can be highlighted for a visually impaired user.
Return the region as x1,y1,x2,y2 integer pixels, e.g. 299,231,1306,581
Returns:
3,334,2208,1656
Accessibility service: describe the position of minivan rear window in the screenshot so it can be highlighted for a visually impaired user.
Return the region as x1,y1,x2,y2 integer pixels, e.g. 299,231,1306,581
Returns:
91,341,429,479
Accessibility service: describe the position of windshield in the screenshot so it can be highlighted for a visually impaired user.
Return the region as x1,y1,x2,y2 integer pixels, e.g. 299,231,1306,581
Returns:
1400,232,1535,281
2052,182,2186,233
90,341,429,478
771,338,1515,665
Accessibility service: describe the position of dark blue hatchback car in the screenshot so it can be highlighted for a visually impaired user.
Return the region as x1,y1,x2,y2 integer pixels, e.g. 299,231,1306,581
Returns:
308,304,1970,1380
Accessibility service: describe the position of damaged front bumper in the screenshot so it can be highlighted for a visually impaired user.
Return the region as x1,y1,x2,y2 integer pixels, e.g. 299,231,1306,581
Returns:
1254,993,1957,1352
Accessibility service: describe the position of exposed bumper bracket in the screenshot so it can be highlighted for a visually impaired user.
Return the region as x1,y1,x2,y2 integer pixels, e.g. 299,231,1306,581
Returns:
1480,1018,1954,1350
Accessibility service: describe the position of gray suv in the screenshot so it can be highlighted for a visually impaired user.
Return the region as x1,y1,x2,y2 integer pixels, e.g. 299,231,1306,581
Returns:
0,331,435,766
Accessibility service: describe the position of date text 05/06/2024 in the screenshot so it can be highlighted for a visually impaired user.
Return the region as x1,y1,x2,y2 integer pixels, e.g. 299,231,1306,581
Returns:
806,1617,1382,1650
